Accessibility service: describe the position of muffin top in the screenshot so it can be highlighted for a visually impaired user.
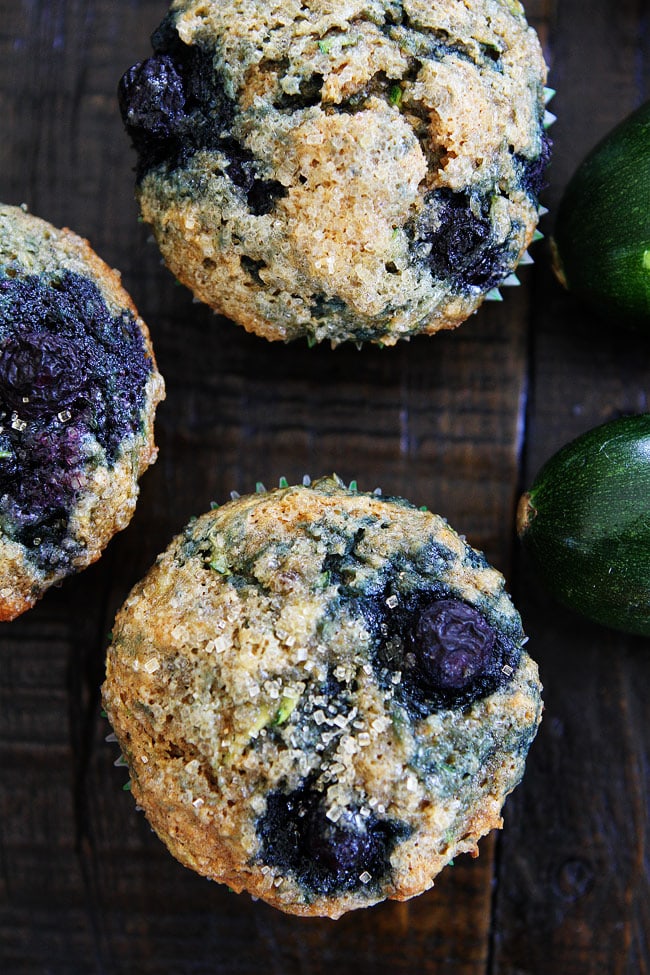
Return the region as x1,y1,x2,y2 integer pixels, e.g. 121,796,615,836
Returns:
103,476,542,917
0,204,164,620
120,0,549,345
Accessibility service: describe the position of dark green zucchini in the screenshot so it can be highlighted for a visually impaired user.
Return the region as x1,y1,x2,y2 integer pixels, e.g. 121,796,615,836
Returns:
517,414,650,636
551,100,650,327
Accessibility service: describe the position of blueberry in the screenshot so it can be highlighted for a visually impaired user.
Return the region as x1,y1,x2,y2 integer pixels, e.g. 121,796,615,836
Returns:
0,422,86,567
411,599,496,693
358,589,520,716
309,293,349,321
0,330,88,417
118,44,232,176
301,803,394,885
118,56,187,144
257,782,409,896
119,25,235,178
415,189,515,293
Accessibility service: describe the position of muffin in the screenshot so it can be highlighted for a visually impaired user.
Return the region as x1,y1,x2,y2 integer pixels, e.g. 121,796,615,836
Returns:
118,0,550,346
0,204,165,621
102,476,542,918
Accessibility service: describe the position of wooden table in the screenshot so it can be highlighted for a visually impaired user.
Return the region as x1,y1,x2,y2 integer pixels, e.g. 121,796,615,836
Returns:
1,2,648,972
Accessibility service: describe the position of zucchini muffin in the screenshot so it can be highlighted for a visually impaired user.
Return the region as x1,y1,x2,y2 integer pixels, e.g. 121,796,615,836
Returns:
103,476,542,918
0,204,165,621
119,0,550,346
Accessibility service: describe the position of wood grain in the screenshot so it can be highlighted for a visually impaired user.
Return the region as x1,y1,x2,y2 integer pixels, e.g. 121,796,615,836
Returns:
1,0,648,972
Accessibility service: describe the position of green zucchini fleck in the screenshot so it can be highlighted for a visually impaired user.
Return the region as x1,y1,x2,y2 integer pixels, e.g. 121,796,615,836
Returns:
517,414,650,636
551,100,650,327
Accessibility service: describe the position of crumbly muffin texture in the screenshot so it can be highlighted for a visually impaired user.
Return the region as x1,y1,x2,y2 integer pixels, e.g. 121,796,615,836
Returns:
119,0,549,346
0,204,165,621
103,476,542,918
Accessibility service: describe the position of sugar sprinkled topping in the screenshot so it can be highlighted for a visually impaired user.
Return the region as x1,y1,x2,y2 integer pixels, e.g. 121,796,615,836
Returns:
264,679,281,700
340,735,357,756
371,716,391,733
325,803,343,823
143,657,160,674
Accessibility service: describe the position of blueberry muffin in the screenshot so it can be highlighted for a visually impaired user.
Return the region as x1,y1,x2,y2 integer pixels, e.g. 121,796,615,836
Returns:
102,476,542,918
0,204,165,621
118,0,549,347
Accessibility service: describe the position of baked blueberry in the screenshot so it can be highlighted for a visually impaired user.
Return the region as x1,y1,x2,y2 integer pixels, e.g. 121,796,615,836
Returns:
414,189,518,293
411,599,499,690
258,780,410,896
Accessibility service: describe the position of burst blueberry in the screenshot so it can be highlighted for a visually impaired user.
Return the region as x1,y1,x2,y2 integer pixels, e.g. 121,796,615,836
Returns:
119,56,187,143
118,30,287,213
257,781,409,896
417,190,515,293
0,329,89,416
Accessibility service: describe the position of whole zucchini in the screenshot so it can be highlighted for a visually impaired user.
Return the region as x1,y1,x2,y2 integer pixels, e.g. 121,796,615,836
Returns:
517,414,650,636
552,100,650,327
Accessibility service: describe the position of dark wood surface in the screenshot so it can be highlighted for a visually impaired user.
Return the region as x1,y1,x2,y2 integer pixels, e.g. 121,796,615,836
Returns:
1,1,649,972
